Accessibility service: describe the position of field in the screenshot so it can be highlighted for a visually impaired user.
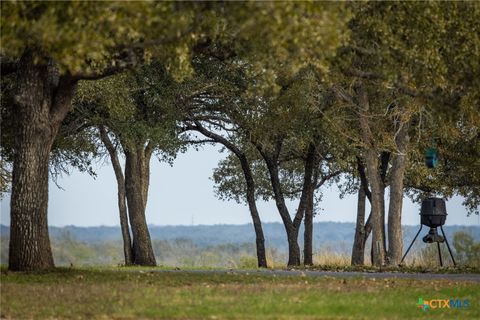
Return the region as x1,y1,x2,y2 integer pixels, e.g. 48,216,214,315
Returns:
1,267,479,319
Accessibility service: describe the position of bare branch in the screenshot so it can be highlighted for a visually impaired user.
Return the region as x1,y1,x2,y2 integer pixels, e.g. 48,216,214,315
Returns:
183,139,216,145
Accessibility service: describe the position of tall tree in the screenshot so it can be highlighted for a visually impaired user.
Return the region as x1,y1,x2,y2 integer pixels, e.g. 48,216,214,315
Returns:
73,63,182,266
332,1,480,266
1,1,200,271
1,1,349,271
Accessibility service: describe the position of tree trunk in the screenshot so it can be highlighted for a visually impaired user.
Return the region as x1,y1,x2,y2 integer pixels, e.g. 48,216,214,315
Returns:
303,186,314,266
124,145,156,266
99,127,133,265
287,227,301,266
304,160,319,267
261,153,301,267
241,157,268,268
351,184,366,265
379,152,390,259
365,151,386,266
9,51,75,271
356,85,385,267
361,153,389,265
261,145,314,267
387,119,410,265
186,122,268,268
357,157,373,265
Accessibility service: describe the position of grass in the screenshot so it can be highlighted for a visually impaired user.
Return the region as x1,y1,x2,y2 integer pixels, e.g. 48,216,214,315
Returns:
1,267,479,319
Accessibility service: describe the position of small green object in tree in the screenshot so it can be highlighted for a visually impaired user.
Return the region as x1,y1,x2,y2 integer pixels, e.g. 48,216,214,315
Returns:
425,147,439,168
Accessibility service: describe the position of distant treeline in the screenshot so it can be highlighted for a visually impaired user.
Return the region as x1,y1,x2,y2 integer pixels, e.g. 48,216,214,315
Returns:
1,222,478,267
2,222,479,248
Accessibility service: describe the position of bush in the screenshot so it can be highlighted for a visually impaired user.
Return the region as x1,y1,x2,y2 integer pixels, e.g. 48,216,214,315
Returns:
453,231,480,267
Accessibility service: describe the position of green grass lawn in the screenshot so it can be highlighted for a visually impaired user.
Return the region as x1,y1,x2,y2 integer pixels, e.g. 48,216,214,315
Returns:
1,267,479,319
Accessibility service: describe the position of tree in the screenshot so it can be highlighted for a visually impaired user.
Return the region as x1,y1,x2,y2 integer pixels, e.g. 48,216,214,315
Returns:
174,48,269,268
332,1,480,266
205,65,340,266
73,63,183,266
0,0,352,271
0,1,349,271
1,1,204,271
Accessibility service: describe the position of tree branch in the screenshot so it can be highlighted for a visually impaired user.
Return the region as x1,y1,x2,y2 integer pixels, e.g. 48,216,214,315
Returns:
0,59,18,77
315,170,341,189
343,68,384,81
144,140,155,159
356,156,372,203
69,65,126,81
98,125,125,185
183,139,217,145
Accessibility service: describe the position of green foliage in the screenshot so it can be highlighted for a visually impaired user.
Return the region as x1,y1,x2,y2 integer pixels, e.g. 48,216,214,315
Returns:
323,2,480,213
73,61,186,162
217,2,350,93
453,231,480,267
1,1,199,78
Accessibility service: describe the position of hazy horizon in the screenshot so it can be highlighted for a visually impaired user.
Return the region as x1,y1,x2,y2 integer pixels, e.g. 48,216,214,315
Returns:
1,145,479,228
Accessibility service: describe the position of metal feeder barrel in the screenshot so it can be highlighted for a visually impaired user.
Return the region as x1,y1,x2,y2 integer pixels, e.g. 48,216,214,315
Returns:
420,197,447,228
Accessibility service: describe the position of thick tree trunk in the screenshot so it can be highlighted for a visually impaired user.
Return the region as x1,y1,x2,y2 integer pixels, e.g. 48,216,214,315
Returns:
9,51,75,271
304,161,319,267
287,227,301,266
365,151,386,266
9,110,54,271
351,184,366,265
303,187,314,266
99,127,133,265
387,120,410,265
362,153,389,265
124,145,156,266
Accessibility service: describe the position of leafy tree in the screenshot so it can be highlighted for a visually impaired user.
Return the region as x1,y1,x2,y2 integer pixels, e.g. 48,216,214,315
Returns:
331,1,480,266
1,1,203,271
199,64,341,266
73,62,183,266
1,0,351,271
177,47,269,268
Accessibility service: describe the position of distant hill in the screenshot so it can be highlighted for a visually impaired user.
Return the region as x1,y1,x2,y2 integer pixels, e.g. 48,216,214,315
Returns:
1,222,479,252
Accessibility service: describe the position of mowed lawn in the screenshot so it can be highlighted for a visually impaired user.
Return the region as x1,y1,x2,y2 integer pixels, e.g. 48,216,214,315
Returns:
1,267,479,319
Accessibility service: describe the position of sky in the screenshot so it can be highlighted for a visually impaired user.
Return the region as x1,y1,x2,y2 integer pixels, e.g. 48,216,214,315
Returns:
1,145,479,227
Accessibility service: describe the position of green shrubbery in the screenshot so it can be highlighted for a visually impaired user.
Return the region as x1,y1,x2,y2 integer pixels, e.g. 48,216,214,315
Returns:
453,231,480,267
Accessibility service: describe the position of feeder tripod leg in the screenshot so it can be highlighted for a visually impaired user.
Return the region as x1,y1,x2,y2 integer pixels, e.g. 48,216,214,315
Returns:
437,241,443,267
440,226,457,266
400,225,423,265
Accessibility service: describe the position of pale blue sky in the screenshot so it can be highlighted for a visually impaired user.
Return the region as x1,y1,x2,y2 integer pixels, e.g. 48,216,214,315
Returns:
1,145,479,227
